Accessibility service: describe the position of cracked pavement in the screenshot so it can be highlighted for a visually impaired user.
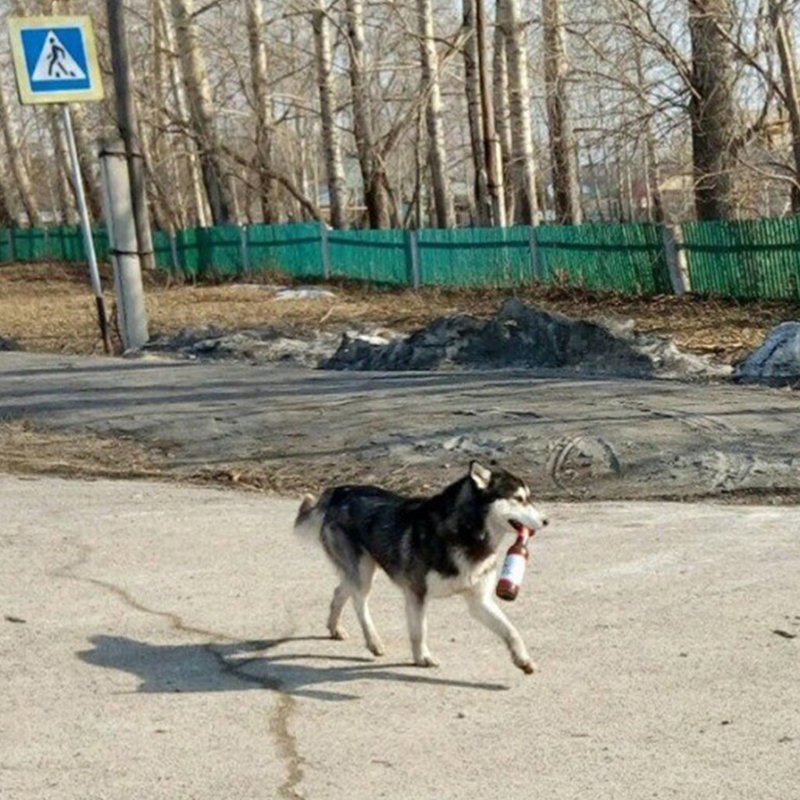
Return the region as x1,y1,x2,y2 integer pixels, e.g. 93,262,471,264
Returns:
2,475,799,799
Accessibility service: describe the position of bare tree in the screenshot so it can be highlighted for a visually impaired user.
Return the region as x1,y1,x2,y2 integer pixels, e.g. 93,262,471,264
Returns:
170,0,236,224
312,0,347,228
476,0,506,225
247,0,276,223
46,107,78,225
688,0,738,220
497,0,539,224
154,0,209,226
0,82,41,227
461,0,491,224
768,0,800,213
418,0,455,227
345,0,391,227
543,0,582,224
0,155,14,227
493,19,515,221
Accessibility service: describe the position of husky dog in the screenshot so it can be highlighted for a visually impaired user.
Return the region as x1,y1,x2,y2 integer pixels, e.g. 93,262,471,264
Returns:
294,461,548,674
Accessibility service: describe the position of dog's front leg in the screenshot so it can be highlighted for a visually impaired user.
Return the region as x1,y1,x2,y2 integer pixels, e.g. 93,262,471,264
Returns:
465,579,535,674
404,590,439,667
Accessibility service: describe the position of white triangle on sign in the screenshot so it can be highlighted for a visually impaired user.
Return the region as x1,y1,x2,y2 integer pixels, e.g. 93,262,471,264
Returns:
31,31,86,81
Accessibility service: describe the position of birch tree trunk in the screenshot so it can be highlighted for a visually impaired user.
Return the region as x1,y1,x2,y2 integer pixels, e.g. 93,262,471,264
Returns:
492,25,515,222
633,54,664,222
155,0,208,226
475,0,506,226
47,108,78,225
498,0,538,224
768,0,800,214
345,0,390,228
247,0,276,223
151,0,186,229
312,0,347,228
171,0,236,224
688,0,737,220
418,0,455,227
67,107,104,222
0,153,15,227
461,0,490,225
543,0,582,224
0,83,41,227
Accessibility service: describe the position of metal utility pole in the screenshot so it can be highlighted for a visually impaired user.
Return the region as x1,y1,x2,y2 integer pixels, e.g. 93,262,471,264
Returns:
106,0,155,271
63,105,112,353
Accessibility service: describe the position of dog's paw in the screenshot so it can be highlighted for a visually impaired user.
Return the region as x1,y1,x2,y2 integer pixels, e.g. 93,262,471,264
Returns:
518,659,537,675
367,640,386,657
328,627,348,641
414,655,440,668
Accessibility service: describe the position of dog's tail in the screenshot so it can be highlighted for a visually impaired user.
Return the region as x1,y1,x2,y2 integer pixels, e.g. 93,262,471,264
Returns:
293,492,326,540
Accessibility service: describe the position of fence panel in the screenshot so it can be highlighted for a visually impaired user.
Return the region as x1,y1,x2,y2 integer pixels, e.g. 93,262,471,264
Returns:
328,228,409,284
418,226,532,286
682,218,800,300
535,223,672,295
151,229,175,272
11,227,49,261
198,225,243,276
0,228,10,263
246,222,323,279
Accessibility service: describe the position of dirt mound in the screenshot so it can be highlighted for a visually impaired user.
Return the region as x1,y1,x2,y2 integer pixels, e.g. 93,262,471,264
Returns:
734,322,800,387
323,299,727,380
144,325,343,368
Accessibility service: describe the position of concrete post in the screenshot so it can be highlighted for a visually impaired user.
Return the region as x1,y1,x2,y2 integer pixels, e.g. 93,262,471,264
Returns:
407,229,421,289
662,224,692,295
99,140,149,351
240,224,250,276
529,225,543,282
320,222,332,279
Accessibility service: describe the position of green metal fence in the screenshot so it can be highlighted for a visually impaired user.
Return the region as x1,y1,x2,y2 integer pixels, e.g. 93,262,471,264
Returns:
417,226,532,286
536,223,672,295
327,228,408,284
682,218,800,300
3,217,800,301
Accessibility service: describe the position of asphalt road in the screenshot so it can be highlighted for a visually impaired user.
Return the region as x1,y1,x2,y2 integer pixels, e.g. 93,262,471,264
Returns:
1,351,800,500
1,475,798,799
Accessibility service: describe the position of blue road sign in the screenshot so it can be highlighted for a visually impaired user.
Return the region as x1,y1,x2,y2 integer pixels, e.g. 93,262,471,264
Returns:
8,16,103,105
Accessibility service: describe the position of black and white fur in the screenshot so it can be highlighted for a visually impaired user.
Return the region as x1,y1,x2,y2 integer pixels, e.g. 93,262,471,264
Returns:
294,461,548,674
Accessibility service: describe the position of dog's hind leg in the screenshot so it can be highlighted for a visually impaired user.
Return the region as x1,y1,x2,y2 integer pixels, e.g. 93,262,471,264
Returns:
327,581,350,640
350,557,385,657
404,590,438,668
465,578,535,674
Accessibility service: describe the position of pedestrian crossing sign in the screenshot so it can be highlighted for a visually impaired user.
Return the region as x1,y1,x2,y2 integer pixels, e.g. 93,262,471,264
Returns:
7,16,103,105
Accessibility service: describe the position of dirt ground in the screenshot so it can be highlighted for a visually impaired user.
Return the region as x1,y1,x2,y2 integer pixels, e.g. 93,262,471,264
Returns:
1,262,799,362
1,262,799,499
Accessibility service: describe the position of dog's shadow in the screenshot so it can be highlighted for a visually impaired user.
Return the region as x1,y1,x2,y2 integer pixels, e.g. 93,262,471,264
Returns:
78,635,510,701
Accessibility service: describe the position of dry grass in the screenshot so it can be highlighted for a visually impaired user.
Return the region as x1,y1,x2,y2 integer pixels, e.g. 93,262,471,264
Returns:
1,261,799,363
0,420,170,480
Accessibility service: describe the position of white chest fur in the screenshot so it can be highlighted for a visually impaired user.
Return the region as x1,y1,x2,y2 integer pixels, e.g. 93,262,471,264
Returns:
425,551,499,598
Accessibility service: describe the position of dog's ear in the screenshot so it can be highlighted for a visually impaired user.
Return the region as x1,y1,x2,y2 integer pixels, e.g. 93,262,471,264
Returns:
469,460,492,490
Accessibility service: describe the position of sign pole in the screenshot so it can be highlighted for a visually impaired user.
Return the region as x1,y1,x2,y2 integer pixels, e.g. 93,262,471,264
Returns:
61,102,110,353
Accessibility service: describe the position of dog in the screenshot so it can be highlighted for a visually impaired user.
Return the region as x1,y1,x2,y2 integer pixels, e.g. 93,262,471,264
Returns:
294,461,548,674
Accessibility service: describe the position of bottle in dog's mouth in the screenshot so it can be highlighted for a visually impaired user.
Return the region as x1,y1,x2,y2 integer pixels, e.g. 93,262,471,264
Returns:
509,519,533,537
